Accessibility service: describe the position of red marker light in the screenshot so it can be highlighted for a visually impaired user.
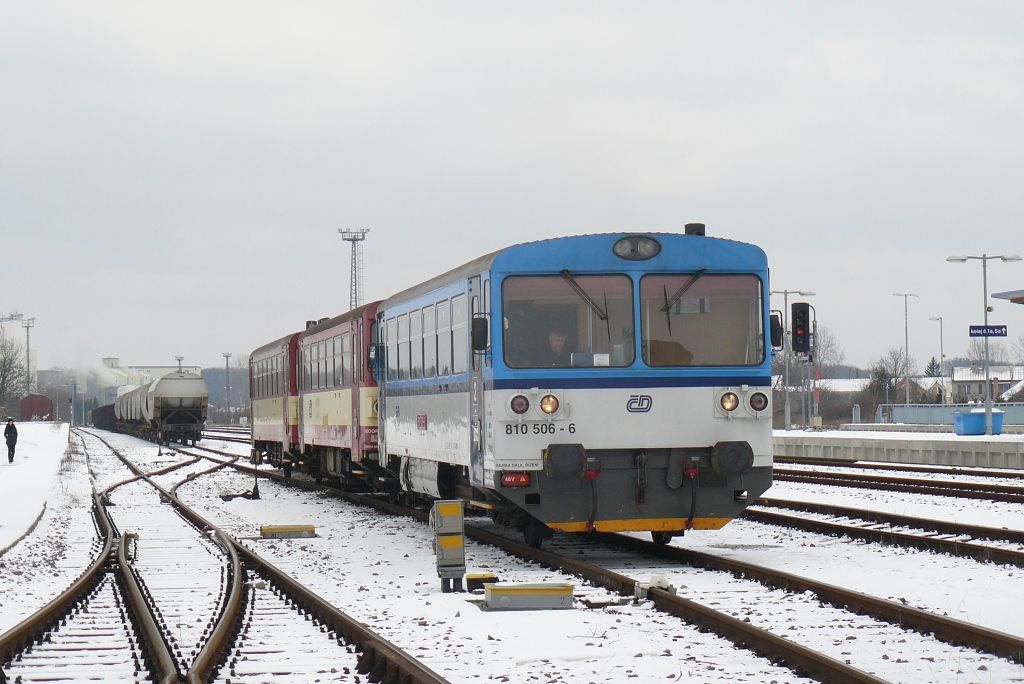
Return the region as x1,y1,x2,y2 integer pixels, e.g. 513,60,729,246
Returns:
500,472,531,487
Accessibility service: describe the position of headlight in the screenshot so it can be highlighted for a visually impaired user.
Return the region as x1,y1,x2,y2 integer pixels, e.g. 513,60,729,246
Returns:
510,395,530,415
540,394,559,415
749,392,768,412
612,236,662,260
720,392,739,412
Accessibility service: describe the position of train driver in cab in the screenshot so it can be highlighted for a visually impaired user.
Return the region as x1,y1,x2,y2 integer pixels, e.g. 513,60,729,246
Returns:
536,324,572,367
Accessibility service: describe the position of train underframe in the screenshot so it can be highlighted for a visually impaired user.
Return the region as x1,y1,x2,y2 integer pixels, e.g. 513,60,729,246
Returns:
112,416,204,445
251,438,769,548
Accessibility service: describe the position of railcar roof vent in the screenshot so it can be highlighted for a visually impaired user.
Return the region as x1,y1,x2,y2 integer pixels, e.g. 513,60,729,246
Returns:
318,317,330,324
684,222,706,236
305,320,318,329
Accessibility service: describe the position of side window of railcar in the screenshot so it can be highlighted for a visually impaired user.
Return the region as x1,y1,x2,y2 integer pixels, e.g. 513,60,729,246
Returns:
452,294,467,374
304,346,312,391
385,318,398,381
422,305,436,378
397,314,410,380
437,299,451,376
326,335,334,387
410,309,422,379
341,333,352,385
639,274,764,366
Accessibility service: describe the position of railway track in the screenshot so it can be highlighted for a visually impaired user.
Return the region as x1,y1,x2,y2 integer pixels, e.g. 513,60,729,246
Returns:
1,431,450,684
776,455,1024,480
774,465,1024,503
745,497,1024,567
177,443,1024,681
201,430,250,445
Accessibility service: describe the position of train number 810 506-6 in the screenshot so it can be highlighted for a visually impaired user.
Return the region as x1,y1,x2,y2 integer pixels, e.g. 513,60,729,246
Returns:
506,422,575,436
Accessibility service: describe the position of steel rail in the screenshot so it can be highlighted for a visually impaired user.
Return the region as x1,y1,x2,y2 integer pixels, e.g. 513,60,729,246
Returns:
187,530,244,684
236,546,451,684
464,524,885,684
176,449,885,683
184,446,1024,675
0,494,114,666
757,496,1024,545
598,532,1024,664
95,433,451,684
776,456,1024,480
118,533,180,684
774,469,1024,503
744,503,1024,567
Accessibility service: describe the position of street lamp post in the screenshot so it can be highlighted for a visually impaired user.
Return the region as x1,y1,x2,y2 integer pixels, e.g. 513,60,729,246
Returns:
892,293,918,406
929,316,945,404
947,253,1022,434
223,352,232,425
770,289,815,430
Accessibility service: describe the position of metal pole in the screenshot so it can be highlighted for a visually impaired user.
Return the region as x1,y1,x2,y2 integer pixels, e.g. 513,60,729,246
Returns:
983,255,992,435
783,291,790,430
23,317,35,394
904,296,910,406
771,289,815,430
223,352,232,425
892,293,917,406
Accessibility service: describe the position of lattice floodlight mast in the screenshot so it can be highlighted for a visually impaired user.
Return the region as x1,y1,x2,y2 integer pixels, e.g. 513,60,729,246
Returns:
338,229,370,310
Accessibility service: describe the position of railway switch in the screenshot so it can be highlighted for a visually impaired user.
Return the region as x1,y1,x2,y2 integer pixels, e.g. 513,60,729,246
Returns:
430,500,466,592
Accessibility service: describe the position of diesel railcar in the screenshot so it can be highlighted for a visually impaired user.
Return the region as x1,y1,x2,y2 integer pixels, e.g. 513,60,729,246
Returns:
249,303,382,482
376,230,775,545
250,332,301,472
111,371,209,444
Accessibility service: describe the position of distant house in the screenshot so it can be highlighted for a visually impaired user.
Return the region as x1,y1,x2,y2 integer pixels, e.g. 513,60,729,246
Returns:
951,365,1024,403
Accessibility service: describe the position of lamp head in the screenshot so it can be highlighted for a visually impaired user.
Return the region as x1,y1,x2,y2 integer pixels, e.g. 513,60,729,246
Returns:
1001,255,1022,262
946,256,969,262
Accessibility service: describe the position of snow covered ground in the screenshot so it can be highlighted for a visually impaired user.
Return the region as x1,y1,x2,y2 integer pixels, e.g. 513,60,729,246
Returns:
4,425,1024,682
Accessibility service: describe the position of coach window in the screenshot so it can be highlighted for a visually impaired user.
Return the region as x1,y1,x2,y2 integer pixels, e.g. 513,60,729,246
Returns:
397,314,410,380
304,346,312,390
422,305,436,377
640,274,763,366
452,294,467,374
437,299,452,376
502,275,635,368
341,333,351,385
385,318,398,381
410,309,423,379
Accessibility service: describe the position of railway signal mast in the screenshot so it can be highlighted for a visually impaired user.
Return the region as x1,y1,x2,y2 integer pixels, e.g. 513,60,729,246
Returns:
338,229,370,310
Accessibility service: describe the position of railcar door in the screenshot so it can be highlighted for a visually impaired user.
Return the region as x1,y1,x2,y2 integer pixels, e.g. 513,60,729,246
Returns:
468,275,486,487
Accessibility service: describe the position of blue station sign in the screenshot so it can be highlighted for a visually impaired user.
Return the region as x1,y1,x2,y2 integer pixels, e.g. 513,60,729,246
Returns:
969,325,1007,337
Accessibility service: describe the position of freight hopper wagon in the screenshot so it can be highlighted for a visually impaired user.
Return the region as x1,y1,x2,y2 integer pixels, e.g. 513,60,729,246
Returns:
112,371,209,445
377,228,775,546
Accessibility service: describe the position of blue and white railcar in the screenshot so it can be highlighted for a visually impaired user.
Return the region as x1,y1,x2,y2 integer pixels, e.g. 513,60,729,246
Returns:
378,228,773,545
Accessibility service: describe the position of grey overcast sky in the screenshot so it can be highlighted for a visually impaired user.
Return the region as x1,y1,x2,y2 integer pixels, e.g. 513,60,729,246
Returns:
2,2,1022,372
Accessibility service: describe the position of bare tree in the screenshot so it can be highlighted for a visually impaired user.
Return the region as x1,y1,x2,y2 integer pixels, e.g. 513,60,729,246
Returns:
0,332,27,414
966,339,1011,366
869,347,908,403
813,326,846,370
1013,334,1024,365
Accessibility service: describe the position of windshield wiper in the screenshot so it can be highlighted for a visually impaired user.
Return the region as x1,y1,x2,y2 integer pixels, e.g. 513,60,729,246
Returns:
560,269,612,344
560,270,608,321
660,269,707,314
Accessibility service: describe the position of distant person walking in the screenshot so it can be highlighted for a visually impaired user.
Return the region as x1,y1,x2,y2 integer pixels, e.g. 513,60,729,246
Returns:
5,418,17,463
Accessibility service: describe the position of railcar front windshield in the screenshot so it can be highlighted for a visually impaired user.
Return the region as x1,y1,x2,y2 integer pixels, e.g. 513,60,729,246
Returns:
640,273,764,366
503,275,635,368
